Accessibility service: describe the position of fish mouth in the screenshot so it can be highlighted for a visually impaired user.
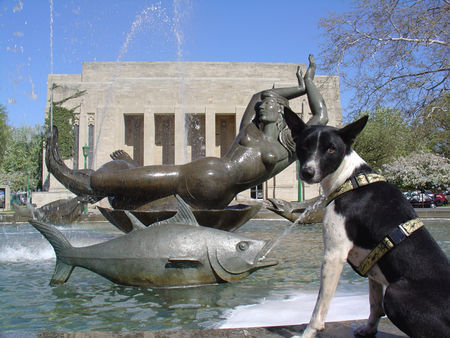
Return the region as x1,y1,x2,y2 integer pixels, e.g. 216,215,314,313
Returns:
254,239,278,269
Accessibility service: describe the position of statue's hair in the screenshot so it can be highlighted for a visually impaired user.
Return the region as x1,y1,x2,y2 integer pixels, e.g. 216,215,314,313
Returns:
261,90,290,108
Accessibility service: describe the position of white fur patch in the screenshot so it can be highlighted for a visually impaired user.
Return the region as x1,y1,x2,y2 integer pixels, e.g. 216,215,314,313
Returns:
302,131,322,182
321,150,367,197
323,203,354,258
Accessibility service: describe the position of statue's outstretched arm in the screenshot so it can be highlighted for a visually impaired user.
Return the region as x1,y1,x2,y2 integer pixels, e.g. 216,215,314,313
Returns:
239,66,307,131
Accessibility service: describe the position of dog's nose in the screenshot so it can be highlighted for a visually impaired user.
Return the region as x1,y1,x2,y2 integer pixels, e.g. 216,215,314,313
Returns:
301,167,315,180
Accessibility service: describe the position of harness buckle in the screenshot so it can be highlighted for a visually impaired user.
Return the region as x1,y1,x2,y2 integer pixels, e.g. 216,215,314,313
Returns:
387,227,407,245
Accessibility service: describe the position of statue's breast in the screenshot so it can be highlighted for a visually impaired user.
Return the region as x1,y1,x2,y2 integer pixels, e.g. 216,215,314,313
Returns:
238,124,262,147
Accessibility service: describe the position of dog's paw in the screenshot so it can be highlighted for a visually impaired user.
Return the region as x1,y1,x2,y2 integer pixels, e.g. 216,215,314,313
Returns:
354,324,377,337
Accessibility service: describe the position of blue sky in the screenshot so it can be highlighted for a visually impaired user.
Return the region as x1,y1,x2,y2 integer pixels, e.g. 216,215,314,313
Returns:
1,0,350,127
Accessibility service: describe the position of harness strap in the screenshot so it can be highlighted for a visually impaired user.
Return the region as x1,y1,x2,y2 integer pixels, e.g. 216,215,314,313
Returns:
326,173,386,206
351,218,424,277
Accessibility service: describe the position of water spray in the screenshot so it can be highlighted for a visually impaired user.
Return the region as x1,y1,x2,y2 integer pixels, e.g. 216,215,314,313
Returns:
259,194,327,261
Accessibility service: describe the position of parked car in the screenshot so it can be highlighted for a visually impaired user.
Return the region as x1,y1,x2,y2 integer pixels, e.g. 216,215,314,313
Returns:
434,192,448,206
407,191,436,208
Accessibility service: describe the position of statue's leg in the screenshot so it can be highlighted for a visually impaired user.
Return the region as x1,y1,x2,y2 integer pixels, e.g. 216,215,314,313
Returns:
304,54,329,126
90,164,181,203
46,126,96,197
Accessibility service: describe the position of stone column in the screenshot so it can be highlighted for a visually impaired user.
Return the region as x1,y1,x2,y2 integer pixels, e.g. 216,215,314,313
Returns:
73,113,80,170
87,113,95,169
205,108,215,157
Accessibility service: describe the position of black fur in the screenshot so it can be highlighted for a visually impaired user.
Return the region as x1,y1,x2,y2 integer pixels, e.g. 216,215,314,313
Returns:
284,109,450,337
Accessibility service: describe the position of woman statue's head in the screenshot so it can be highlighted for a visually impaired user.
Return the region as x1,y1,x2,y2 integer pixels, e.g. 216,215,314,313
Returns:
259,90,289,126
259,90,297,156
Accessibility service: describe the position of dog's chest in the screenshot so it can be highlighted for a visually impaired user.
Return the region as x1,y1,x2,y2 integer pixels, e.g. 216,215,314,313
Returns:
324,204,389,286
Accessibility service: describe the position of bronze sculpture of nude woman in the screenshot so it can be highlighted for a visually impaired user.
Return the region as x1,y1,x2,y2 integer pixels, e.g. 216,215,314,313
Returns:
46,55,328,210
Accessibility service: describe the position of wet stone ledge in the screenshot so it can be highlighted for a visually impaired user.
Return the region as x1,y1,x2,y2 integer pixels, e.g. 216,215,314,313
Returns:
32,318,407,338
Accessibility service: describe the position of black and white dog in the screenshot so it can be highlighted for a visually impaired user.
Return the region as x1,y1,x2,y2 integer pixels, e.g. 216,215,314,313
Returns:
283,109,450,338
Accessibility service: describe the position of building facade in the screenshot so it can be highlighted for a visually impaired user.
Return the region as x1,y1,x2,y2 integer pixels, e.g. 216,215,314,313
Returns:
39,61,342,207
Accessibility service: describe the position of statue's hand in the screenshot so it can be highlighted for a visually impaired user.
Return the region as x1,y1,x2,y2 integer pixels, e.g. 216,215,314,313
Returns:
296,66,305,91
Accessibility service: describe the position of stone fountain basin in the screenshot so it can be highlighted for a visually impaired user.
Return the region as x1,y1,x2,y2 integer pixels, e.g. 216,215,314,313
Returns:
98,203,262,233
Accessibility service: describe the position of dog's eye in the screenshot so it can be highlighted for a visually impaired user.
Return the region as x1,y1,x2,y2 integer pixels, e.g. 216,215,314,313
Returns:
327,146,336,154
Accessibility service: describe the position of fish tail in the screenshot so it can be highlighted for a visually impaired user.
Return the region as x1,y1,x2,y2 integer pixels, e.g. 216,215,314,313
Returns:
29,220,74,285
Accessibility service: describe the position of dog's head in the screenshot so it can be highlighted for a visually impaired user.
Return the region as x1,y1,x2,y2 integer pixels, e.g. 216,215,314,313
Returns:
284,107,368,184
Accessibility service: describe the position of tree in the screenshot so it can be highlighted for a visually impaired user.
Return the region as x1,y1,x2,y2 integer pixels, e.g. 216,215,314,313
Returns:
411,93,449,157
0,104,9,164
0,125,44,192
353,108,420,171
383,151,449,191
318,0,449,116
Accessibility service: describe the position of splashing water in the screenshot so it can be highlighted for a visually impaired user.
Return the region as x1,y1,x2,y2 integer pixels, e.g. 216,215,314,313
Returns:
259,194,327,260
94,3,170,166
26,202,44,220
173,0,191,163
49,0,54,132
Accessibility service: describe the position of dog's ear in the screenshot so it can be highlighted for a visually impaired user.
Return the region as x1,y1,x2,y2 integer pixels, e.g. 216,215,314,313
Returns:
284,106,306,135
338,115,368,145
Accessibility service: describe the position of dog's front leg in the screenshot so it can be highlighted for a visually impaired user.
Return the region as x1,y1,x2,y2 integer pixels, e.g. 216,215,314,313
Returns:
300,252,347,338
354,278,385,336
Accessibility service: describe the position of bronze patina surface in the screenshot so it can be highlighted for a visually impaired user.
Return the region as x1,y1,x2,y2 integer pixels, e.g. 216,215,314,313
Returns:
45,55,328,211
29,196,277,287
98,202,261,233
12,197,86,224
265,196,324,224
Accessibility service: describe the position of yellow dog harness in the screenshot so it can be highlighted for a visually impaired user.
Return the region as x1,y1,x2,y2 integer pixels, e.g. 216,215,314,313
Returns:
351,218,424,277
327,173,424,277
326,173,386,206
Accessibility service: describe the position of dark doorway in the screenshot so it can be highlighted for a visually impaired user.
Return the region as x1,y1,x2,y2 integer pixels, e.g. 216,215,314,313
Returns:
215,114,236,157
124,114,144,166
155,114,175,165
186,114,206,161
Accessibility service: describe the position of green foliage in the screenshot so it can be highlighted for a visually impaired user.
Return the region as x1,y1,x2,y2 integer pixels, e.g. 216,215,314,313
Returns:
0,104,9,163
46,104,74,159
0,125,44,192
353,108,420,171
45,88,86,159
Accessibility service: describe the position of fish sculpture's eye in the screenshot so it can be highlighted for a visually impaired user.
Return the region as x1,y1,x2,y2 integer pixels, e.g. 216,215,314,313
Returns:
237,241,249,251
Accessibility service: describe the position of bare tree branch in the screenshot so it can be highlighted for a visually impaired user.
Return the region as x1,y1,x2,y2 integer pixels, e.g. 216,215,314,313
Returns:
318,0,449,116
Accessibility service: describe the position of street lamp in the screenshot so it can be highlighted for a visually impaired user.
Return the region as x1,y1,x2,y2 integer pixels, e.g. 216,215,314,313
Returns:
26,168,30,204
82,145,89,169
82,145,89,214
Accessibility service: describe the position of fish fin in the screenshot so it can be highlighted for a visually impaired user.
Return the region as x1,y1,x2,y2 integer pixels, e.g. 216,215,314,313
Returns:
166,257,202,269
153,195,199,227
29,220,74,285
29,220,72,256
50,260,75,286
124,210,147,231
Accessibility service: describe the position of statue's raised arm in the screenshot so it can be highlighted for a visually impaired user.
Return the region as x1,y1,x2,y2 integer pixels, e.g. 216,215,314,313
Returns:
239,65,306,131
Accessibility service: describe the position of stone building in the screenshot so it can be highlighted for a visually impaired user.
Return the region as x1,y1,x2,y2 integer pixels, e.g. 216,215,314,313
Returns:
36,61,342,207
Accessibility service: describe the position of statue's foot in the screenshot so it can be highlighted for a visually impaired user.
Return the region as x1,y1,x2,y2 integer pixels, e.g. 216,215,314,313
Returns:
305,54,316,81
110,150,138,166
46,126,96,197
296,67,306,92
265,198,295,213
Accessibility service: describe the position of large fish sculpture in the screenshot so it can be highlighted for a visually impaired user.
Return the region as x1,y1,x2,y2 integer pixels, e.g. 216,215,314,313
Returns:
29,195,277,287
